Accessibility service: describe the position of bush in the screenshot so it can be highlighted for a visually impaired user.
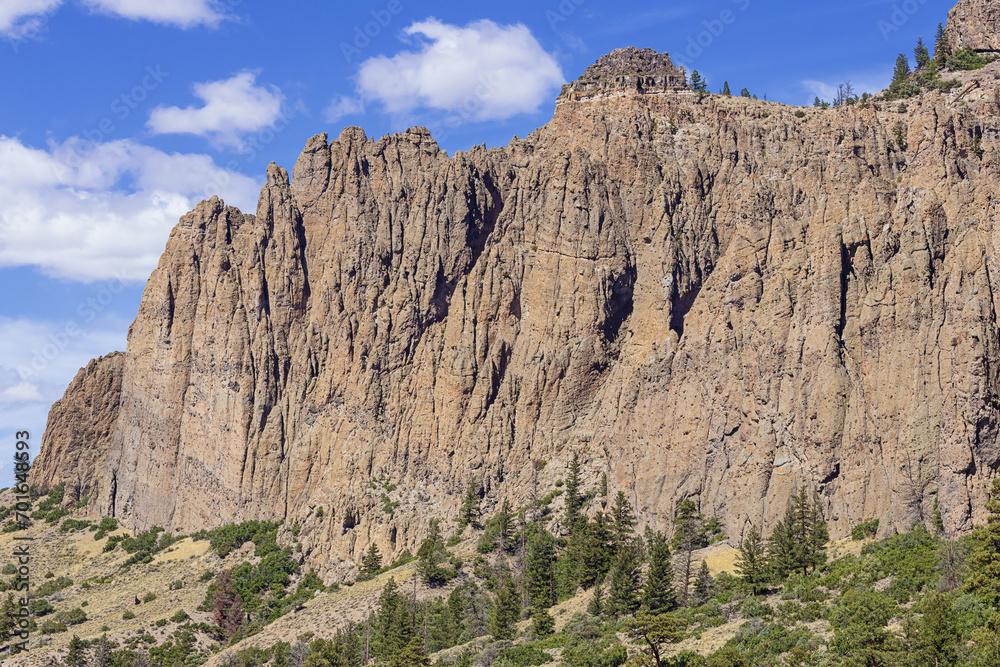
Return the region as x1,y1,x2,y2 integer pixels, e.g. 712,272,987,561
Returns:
142,592,157,603
60,608,87,625
60,519,92,532
851,519,880,541
29,599,55,616
192,520,283,558
1,564,15,575
740,596,773,619
122,610,136,620
169,579,184,590
794,110,806,118
155,618,168,627
98,517,118,532
41,620,68,634
171,610,190,623
37,576,73,597
199,570,215,582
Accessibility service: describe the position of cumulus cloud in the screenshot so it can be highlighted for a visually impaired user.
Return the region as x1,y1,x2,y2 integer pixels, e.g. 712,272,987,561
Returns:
350,18,564,124
0,0,61,38
80,0,231,28
0,135,261,282
147,71,285,148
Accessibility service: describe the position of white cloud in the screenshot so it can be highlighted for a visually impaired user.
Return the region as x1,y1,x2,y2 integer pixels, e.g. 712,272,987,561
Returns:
324,95,365,123
0,0,61,38
79,0,230,28
0,135,261,282
147,71,285,148
353,18,564,123
0,316,129,485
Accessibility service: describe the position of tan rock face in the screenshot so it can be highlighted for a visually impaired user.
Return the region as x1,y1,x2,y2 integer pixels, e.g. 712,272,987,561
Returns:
946,0,1000,52
31,46,1000,581
30,352,123,505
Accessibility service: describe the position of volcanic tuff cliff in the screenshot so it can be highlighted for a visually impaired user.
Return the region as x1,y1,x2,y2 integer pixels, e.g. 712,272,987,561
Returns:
30,14,1000,581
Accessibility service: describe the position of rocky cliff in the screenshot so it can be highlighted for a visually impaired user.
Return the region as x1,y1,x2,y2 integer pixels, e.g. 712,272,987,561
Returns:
946,0,1000,53
31,35,1000,582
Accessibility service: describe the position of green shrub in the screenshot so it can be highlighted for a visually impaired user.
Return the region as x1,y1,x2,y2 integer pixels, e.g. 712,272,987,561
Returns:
851,519,880,541
98,517,118,532
191,520,283,558
142,592,157,603
122,610,136,620
60,608,87,625
1,564,15,575
40,620,68,634
155,618,168,627
199,570,215,582
36,575,73,597
60,518,92,532
28,599,55,616
171,610,190,623
794,110,806,118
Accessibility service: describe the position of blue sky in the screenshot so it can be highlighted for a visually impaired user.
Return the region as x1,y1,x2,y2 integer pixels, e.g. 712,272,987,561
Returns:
0,0,957,485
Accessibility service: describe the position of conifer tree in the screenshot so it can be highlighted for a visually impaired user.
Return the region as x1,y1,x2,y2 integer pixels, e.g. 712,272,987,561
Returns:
525,531,556,610
390,636,430,667
488,573,520,640
565,453,584,531
690,70,707,93
965,478,1000,606
722,81,732,96
418,519,453,586
625,611,687,667
362,542,383,579
934,22,950,68
734,527,768,595
64,635,88,667
740,88,751,98
598,472,609,499
212,570,245,641
642,530,676,613
458,480,481,530
587,576,605,616
0,593,16,640
531,607,555,636
904,591,960,667
914,37,931,69
580,512,614,588
672,499,705,606
496,499,516,553
607,538,642,617
693,561,713,605
373,578,415,663
611,491,636,548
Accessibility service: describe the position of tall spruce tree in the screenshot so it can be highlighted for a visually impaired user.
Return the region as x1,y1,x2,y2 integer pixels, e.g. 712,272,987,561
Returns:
934,22,950,68
580,512,614,588
607,538,642,617
488,573,521,640
690,70,707,93
496,499,517,553
64,635,88,667
525,530,556,610
0,593,16,641
734,527,768,595
642,531,676,612
587,576,605,616
391,637,430,667
672,499,705,606
373,578,415,663
914,37,931,69
611,491,636,548
565,453,584,531
458,480,481,530
722,81,732,96
362,543,383,579
693,561,713,605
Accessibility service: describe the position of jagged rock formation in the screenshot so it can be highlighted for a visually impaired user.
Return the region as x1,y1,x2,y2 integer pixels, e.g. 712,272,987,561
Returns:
946,0,1000,53
560,46,688,101
30,352,123,501
30,11,1000,583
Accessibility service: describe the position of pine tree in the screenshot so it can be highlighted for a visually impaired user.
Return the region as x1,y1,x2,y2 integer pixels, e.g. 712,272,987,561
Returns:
625,611,688,667
418,519,451,586
734,527,768,595
904,591,960,667
580,512,614,588
672,499,705,606
690,70,707,94
496,499,516,553
965,478,1000,606
458,480,481,530
598,472,608,499
525,531,556,610
362,543,383,579
0,593,16,640
611,491,636,548
564,453,584,531
93,634,113,667
64,635,88,667
587,576,605,616
390,637,430,667
914,37,931,69
373,578,415,663
642,531,676,612
531,607,555,636
607,539,642,617
814,96,823,107
693,561,713,605
934,22,950,68
488,573,520,640
722,81,732,96
740,88,751,98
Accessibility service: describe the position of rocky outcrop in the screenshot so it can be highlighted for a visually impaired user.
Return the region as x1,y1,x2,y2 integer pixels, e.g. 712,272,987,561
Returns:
946,0,1000,53
30,352,123,504
31,36,1000,581
560,47,688,101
